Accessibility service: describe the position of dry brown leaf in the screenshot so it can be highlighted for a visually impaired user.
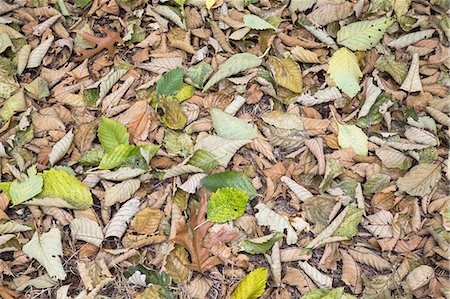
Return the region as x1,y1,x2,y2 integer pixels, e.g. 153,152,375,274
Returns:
131,208,163,234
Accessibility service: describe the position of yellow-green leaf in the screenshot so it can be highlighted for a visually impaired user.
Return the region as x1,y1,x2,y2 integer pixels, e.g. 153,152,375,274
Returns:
9,165,43,206
35,168,93,209
231,268,268,299
97,117,129,152
332,206,363,238
328,48,362,98
268,56,302,94
99,144,140,170
207,187,248,223
206,0,217,9
338,123,368,156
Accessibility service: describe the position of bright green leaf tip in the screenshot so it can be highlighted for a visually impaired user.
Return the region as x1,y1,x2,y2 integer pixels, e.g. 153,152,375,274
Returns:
207,187,249,223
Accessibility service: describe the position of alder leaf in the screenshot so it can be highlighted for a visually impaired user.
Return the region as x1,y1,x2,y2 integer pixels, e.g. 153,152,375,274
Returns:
207,187,249,223
156,68,184,96
230,268,268,299
49,129,74,166
99,144,140,170
97,117,129,152
195,135,251,167
328,48,362,98
337,17,394,51
241,232,284,254
397,163,441,196
203,53,262,92
22,228,66,280
33,168,93,209
104,179,141,207
268,56,302,94
338,123,368,156
210,108,257,140
70,217,104,247
201,171,258,199
8,165,43,206
104,198,140,238
243,15,276,30
362,210,393,238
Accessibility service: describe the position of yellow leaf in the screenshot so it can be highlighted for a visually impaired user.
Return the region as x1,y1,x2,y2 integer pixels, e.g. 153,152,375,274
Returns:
328,48,362,98
206,0,217,10
231,268,268,299
131,208,163,234
268,56,302,94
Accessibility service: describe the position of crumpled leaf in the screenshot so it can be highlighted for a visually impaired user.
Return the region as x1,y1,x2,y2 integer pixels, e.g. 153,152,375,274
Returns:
207,187,248,223
203,53,262,92
332,206,363,239
201,171,257,199
268,56,302,94
338,123,368,156
328,48,362,98
230,268,268,299
22,228,66,280
337,17,394,51
164,131,194,158
8,165,43,206
241,232,284,254
210,108,257,140
397,163,441,196
255,203,298,245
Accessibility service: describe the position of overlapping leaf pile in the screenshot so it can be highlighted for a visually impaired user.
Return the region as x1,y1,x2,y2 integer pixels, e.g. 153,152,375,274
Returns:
0,0,448,297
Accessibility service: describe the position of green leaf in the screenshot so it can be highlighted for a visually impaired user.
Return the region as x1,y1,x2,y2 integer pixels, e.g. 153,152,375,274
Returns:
99,144,140,170
24,77,49,100
78,147,105,166
202,171,258,199
337,17,394,51
338,123,368,156
160,98,187,130
9,165,43,206
97,117,129,152
268,56,302,94
22,228,66,281
319,158,344,192
363,174,391,195
156,68,184,96
332,206,363,238
0,89,26,121
83,87,99,105
210,108,258,140
187,149,218,172
328,48,362,98
230,268,268,299
243,14,276,30
375,55,408,85
35,168,93,209
241,232,284,254
164,131,194,158
75,0,91,8
203,53,263,92
207,187,248,223
186,62,213,89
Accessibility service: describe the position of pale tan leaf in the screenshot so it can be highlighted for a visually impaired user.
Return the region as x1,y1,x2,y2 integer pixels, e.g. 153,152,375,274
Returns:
104,198,140,238
139,57,183,74
305,138,325,175
375,145,411,169
299,261,332,288
49,129,73,165
359,77,382,118
300,117,330,136
388,29,435,49
266,241,282,286
195,135,250,167
15,274,58,292
224,95,246,116
262,111,304,130
248,138,276,162
27,36,54,68
255,203,298,245
307,205,349,249
70,217,104,246
282,267,315,295
33,14,61,36
0,221,32,233
362,210,393,238
179,173,207,194
291,46,320,63
307,0,353,26
95,168,145,181
181,103,200,124
348,247,391,271
400,53,422,92
186,275,213,299
340,250,363,294
102,76,136,114
281,176,313,201
260,126,308,152
397,163,441,196
104,179,141,207
41,207,74,226
17,45,31,76
404,126,438,146
131,208,163,234
405,265,434,291
426,106,450,127
163,164,204,179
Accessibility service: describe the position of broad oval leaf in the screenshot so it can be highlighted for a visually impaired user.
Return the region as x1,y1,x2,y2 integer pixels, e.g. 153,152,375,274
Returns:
203,53,262,92
338,123,368,156
156,67,184,95
243,15,276,30
104,179,141,207
337,17,394,51
97,117,129,152
201,171,258,199
207,187,249,223
397,163,441,196
210,108,257,140
328,48,362,98
99,144,140,170
268,56,302,94
70,217,104,247
230,268,268,299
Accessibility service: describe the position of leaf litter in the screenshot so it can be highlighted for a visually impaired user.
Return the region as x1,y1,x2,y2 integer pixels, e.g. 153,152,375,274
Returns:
0,0,448,298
